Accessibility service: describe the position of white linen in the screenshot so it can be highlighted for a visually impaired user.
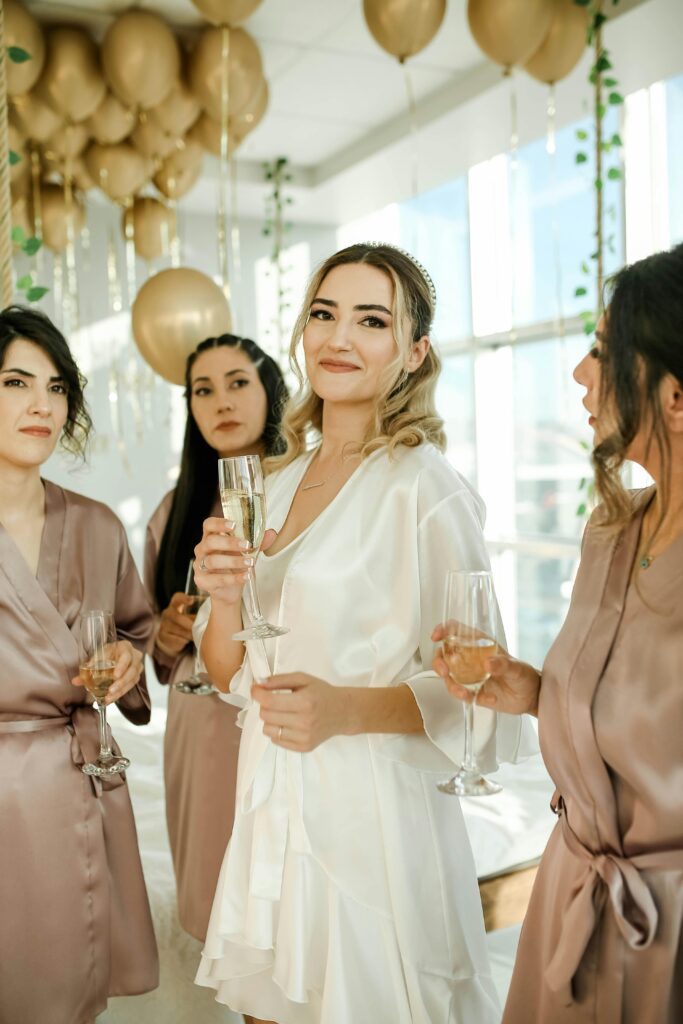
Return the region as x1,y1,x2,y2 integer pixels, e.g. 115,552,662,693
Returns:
195,444,538,1023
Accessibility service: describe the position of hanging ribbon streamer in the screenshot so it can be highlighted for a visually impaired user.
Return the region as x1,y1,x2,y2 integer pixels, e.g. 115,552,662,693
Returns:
507,69,519,343
52,251,64,316
30,148,44,275
106,228,123,313
217,25,231,301
169,197,181,268
122,196,137,309
402,63,420,200
229,151,242,331
545,84,565,341
63,126,80,333
105,230,132,472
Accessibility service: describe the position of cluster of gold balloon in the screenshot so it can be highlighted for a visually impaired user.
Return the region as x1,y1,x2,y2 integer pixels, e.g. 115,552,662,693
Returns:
6,0,268,384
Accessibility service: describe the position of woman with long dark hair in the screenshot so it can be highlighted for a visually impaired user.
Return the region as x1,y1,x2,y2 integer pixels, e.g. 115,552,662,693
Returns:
437,243,683,1023
0,306,158,1023
144,333,287,942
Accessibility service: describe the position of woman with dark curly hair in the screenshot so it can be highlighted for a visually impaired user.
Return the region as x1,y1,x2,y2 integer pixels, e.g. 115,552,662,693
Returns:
0,306,158,1023
437,243,683,1024
144,333,287,943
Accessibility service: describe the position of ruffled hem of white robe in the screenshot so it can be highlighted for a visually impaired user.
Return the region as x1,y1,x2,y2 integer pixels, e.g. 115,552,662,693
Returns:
195,838,501,1024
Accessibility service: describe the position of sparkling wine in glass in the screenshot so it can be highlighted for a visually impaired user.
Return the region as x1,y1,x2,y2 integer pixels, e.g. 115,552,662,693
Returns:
218,454,289,642
79,610,130,778
174,560,214,696
437,570,503,798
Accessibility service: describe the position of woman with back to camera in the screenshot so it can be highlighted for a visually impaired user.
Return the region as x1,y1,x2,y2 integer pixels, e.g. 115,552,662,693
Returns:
191,243,535,1024
0,306,158,1023
145,333,288,942
436,244,683,1023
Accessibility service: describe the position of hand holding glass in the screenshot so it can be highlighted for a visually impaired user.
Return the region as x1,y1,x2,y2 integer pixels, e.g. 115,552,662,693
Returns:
218,454,289,641
437,570,502,797
79,610,130,778
173,560,214,695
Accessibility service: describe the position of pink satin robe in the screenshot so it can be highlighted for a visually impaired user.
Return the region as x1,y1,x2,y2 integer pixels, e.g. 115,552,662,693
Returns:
145,490,241,942
0,481,158,1024
504,489,683,1024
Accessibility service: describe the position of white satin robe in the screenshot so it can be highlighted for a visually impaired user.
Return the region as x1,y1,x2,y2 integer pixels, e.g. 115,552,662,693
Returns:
195,443,536,1024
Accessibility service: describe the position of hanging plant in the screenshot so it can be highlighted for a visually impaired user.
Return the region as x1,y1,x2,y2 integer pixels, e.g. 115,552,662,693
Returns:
2,36,48,303
572,0,623,515
262,156,294,359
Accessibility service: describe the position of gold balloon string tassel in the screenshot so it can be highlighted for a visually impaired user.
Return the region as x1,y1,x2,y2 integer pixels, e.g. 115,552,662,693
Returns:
52,251,64,317
508,69,519,343
170,196,181,268
30,148,44,275
546,84,565,340
126,350,145,442
229,151,242,330
108,359,131,475
402,62,419,199
106,229,123,314
80,221,91,275
122,195,137,309
63,131,80,333
217,24,231,301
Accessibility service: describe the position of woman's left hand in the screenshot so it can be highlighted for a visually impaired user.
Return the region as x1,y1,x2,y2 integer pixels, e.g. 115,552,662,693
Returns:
252,673,347,752
71,640,144,705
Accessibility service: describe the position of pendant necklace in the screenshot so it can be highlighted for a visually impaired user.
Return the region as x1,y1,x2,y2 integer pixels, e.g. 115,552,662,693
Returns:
301,452,351,492
639,553,654,570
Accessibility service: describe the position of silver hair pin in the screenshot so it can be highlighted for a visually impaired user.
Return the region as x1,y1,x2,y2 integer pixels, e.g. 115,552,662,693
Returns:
361,241,437,307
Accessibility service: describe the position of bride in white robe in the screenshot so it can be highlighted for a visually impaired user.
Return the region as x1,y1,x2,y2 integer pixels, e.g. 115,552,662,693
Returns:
192,243,535,1024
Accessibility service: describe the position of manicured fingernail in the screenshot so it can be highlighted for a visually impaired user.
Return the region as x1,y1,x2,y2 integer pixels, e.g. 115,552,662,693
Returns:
224,519,235,529
239,540,251,550
243,556,255,567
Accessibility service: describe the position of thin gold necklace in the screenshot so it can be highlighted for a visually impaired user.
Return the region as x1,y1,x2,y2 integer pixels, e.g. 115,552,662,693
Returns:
300,452,350,491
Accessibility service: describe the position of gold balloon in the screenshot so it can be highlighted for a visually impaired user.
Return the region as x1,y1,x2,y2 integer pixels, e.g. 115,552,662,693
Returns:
42,123,90,162
190,0,262,25
524,0,589,85
187,111,235,156
40,183,86,253
467,0,555,68
43,154,95,192
189,26,262,121
102,10,181,111
132,268,233,384
85,142,150,202
363,0,446,62
35,26,106,123
5,0,46,96
122,197,175,262
153,141,203,200
149,78,201,136
86,92,136,145
9,124,26,184
131,118,181,161
11,92,63,143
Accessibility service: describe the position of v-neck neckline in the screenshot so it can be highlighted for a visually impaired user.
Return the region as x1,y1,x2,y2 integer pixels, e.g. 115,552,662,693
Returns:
263,446,377,560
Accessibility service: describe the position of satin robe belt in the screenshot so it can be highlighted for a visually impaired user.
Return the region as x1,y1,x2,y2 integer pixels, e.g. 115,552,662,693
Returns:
0,709,126,796
546,794,683,1007
239,732,307,904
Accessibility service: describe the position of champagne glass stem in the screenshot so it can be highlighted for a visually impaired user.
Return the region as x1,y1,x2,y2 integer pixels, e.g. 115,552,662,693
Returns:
462,696,477,773
244,566,266,627
96,702,112,761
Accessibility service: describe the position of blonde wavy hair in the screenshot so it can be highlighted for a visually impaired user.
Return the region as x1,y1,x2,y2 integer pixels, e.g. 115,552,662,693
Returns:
266,243,445,473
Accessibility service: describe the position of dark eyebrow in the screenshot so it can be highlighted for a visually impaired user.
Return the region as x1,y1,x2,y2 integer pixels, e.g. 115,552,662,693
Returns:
0,367,65,382
191,369,252,385
311,298,392,316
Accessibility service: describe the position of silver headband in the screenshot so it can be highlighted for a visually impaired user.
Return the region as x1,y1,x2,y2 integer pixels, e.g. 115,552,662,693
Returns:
362,241,437,308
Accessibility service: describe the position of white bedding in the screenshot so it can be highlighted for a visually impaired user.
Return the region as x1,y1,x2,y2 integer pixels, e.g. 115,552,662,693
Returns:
98,687,553,1022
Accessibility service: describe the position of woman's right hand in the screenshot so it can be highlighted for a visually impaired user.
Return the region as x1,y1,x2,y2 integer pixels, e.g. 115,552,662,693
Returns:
192,517,254,606
431,624,541,717
156,592,195,656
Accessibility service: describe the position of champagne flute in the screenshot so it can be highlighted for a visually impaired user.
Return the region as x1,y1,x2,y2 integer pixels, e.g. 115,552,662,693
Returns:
437,570,503,798
174,560,214,696
218,454,289,641
79,610,130,778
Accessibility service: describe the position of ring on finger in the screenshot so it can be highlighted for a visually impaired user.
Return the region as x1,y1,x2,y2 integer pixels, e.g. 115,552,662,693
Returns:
278,725,283,742
200,557,207,571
